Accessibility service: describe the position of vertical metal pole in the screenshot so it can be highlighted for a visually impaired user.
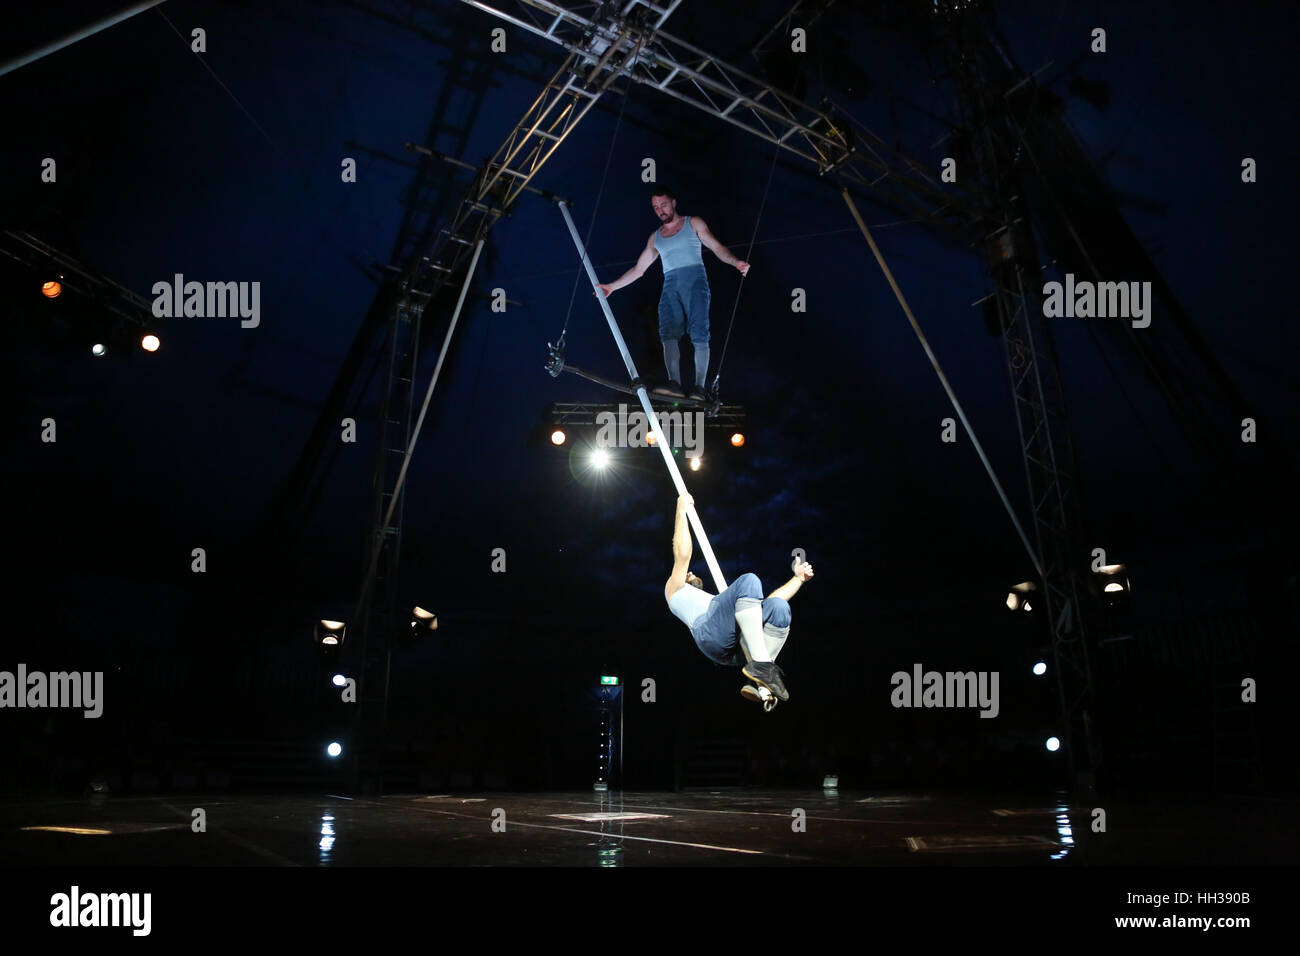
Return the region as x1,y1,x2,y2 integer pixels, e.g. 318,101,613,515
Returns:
557,200,728,593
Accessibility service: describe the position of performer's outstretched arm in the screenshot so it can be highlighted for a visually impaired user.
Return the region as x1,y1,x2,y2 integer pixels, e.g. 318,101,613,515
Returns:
692,217,750,276
597,233,659,297
767,560,814,601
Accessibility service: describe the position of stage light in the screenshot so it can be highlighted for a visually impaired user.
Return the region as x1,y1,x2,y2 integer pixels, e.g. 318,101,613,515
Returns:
91,343,106,356
592,448,610,468
550,429,566,445
646,430,658,445
141,334,160,352
688,455,702,471
410,606,438,633
1006,581,1036,611
331,674,347,687
315,619,346,647
42,280,62,298
1045,736,1061,752
1032,661,1047,676
730,432,745,447
326,742,342,758
1097,561,1128,590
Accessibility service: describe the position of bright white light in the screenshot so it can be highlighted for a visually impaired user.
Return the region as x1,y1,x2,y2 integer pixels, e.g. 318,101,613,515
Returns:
1022,601,1033,612
1006,593,1019,611
550,430,566,446
91,343,106,356
332,674,347,687
688,456,702,471
1033,661,1047,676
326,742,342,758
141,334,160,352
1104,582,1124,592
1045,736,1060,752
592,449,610,468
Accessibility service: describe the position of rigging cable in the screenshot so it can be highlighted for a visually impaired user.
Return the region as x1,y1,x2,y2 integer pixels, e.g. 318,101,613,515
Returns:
554,61,638,355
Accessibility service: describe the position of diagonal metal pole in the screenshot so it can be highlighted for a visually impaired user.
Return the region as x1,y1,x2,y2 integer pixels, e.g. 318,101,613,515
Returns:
842,188,1044,581
557,200,728,592
357,238,486,619
0,1,169,78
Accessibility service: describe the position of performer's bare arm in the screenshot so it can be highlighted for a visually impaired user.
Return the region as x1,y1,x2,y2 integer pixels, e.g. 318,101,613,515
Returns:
692,217,750,277
596,233,660,297
664,494,695,601
767,561,814,601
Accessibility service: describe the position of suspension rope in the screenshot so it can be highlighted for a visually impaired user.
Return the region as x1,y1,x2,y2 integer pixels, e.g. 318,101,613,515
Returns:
555,70,637,350
711,136,781,393
711,22,815,395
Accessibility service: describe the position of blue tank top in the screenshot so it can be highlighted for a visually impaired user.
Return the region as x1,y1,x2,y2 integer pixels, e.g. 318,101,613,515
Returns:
654,216,703,274
667,581,713,629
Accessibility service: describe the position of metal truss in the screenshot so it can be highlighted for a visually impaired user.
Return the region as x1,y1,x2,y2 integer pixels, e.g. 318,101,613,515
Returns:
1,230,154,328
458,0,990,244
938,6,1100,790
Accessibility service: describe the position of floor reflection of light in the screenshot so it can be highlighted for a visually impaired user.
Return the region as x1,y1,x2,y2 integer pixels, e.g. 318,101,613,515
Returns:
319,815,336,862
596,845,622,868
1050,806,1074,860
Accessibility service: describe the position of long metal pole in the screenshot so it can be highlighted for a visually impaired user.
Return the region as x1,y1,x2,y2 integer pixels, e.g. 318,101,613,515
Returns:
349,238,485,795
842,188,1045,581
557,200,728,593
359,238,486,616
0,1,169,78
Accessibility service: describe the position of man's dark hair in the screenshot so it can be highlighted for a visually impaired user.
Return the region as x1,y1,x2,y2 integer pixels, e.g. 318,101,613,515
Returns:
650,187,677,201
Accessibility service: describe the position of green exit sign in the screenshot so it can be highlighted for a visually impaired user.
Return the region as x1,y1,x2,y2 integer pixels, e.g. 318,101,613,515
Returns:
600,675,619,686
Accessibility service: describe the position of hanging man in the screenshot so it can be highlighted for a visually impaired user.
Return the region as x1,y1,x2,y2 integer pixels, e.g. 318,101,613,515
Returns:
596,188,750,400
664,493,813,705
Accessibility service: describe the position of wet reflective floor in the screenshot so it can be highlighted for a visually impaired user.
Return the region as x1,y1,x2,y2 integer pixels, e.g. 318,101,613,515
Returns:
0,790,1292,866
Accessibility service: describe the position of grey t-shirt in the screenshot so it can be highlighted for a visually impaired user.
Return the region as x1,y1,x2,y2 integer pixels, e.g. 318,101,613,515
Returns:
667,582,713,629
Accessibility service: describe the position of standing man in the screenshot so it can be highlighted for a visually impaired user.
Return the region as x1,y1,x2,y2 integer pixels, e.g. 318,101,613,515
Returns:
664,494,813,705
596,189,750,400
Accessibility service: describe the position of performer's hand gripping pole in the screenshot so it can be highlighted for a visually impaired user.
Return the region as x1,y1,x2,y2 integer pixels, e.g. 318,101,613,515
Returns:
557,200,728,593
